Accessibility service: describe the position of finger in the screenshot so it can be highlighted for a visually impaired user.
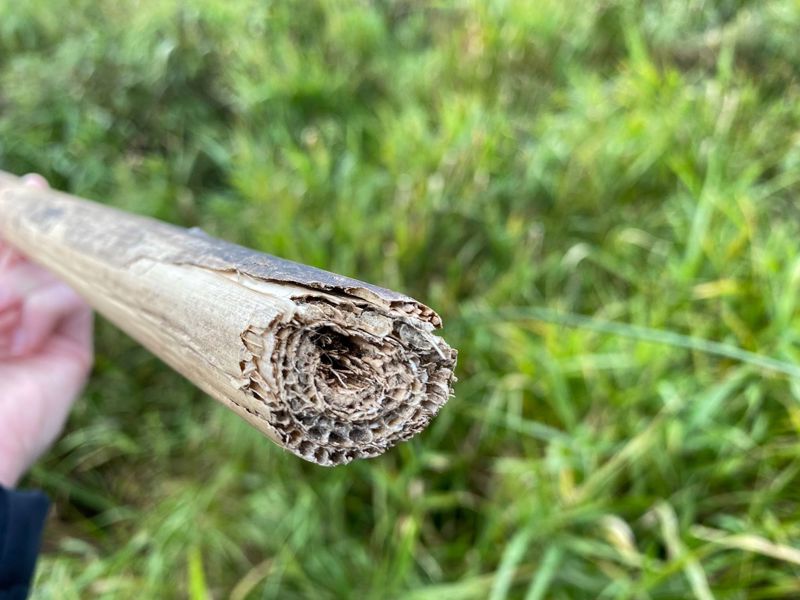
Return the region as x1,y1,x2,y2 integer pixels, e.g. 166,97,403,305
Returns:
0,305,21,333
21,173,49,189
0,260,59,298
0,244,23,272
0,174,48,267
0,305,21,358
0,285,21,312
58,305,94,366
11,283,88,356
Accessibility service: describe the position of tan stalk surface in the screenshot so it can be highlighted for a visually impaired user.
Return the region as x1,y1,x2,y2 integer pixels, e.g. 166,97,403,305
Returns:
0,172,457,466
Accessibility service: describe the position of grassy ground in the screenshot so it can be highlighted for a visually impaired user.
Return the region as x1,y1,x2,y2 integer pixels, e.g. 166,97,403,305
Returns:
2,0,800,597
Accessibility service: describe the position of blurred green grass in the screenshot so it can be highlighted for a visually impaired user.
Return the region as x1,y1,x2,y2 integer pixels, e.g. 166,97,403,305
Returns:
3,0,800,597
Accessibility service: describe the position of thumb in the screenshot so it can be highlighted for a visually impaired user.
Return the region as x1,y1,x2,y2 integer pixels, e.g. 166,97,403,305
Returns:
11,283,87,356
0,173,49,269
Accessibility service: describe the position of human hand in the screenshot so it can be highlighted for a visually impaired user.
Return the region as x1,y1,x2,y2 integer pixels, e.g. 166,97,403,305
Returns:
0,174,94,488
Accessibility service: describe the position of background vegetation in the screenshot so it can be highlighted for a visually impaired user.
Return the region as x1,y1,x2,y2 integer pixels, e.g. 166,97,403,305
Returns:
2,0,800,597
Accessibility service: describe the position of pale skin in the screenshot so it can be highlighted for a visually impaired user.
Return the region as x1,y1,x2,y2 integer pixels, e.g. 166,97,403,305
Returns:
0,174,93,488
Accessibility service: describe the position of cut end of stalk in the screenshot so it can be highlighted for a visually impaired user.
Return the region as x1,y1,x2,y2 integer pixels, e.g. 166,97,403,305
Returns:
239,298,457,466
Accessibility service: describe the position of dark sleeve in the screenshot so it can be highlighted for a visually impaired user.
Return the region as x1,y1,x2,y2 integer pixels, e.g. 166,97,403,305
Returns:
0,485,50,600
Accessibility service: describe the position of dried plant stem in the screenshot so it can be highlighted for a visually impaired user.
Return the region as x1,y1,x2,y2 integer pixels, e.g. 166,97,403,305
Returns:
0,172,456,466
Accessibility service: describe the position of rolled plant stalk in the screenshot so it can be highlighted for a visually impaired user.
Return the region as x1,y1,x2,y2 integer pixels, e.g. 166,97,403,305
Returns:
0,172,456,466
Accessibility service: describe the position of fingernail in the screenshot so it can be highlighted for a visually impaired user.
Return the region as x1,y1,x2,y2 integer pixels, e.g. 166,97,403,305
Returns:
21,173,48,189
10,329,26,355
